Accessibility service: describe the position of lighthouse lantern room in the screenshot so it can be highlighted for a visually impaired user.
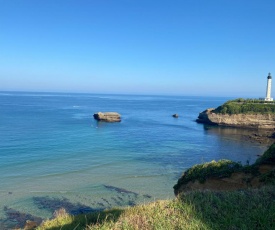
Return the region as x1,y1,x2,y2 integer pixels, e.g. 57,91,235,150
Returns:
265,73,273,101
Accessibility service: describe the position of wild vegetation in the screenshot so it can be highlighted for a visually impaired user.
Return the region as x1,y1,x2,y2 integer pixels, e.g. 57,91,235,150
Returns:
214,98,275,114
174,143,275,192
173,159,242,188
37,186,275,230
36,144,275,230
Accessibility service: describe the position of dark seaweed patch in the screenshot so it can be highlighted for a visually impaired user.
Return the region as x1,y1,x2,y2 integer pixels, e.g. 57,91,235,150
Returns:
111,197,122,206
102,198,111,206
128,200,136,206
104,185,138,197
33,196,95,215
143,194,152,199
3,206,42,229
117,196,124,201
97,202,105,207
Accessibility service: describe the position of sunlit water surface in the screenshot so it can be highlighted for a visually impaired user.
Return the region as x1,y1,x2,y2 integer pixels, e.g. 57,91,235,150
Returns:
0,92,267,229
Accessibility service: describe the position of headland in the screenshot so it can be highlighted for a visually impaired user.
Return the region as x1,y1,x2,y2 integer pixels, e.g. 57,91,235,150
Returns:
196,98,275,144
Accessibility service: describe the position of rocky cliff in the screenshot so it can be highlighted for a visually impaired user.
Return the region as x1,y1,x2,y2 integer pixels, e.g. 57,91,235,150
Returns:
197,108,275,129
174,143,275,195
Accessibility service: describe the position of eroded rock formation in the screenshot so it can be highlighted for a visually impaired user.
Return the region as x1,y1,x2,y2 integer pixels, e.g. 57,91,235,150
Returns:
93,112,121,122
196,108,275,129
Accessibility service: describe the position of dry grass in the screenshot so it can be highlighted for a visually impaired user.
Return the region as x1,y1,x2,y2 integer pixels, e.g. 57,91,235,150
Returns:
37,186,275,230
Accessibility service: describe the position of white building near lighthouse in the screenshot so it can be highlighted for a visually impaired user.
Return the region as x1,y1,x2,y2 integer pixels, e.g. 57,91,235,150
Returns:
265,73,273,101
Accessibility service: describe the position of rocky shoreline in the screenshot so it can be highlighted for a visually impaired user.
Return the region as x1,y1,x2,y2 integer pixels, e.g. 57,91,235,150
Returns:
196,108,275,144
246,130,275,145
196,108,275,129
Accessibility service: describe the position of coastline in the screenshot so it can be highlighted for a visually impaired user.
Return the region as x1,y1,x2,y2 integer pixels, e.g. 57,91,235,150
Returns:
196,100,275,145
0,93,270,229
37,143,275,230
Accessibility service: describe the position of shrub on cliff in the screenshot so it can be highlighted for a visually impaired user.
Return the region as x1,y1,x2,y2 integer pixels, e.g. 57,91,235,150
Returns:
173,160,242,191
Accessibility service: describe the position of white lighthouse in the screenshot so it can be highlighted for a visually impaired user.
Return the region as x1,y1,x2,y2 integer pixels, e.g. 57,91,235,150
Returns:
265,73,273,101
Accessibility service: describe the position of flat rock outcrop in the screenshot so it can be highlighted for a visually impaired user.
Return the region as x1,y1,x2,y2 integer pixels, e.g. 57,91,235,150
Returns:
196,108,275,129
93,112,121,122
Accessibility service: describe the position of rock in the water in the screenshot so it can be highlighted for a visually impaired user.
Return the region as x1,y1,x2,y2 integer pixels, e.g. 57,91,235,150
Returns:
93,112,121,122
172,114,179,118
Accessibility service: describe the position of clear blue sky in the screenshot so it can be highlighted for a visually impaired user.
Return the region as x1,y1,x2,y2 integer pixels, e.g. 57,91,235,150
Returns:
0,0,274,97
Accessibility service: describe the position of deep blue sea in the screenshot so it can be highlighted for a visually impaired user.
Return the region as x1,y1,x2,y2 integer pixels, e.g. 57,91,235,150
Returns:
0,92,268,229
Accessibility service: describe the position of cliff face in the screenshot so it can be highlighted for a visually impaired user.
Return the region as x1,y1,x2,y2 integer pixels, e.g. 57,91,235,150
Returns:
197,108,275,129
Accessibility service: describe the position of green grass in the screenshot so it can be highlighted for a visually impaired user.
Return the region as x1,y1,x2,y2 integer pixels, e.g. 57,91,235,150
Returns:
37,208,124,230
178,186,275,230
173,159,242,190
37,186,275,230
213,98,275,114
37,144,275,230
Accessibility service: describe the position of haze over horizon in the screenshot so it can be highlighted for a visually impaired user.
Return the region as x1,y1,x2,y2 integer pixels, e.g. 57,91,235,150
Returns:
0,0,274,97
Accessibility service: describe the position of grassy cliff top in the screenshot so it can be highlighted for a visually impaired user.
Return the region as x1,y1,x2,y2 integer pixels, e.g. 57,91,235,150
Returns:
174,143,275,192
214,98,275,115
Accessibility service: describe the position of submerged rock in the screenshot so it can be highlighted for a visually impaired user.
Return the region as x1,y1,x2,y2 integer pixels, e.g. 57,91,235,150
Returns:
3,206,42,229
93,112,121,122
104,185,138,196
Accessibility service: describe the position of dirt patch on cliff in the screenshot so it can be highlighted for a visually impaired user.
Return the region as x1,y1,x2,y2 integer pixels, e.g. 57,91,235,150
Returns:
176,170,272,194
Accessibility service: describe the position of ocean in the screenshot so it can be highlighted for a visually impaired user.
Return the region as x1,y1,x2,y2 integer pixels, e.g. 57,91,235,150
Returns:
0,92,267,229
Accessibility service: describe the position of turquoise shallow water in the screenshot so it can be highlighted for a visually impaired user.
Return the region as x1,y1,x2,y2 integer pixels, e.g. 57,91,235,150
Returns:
0,92,267,229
